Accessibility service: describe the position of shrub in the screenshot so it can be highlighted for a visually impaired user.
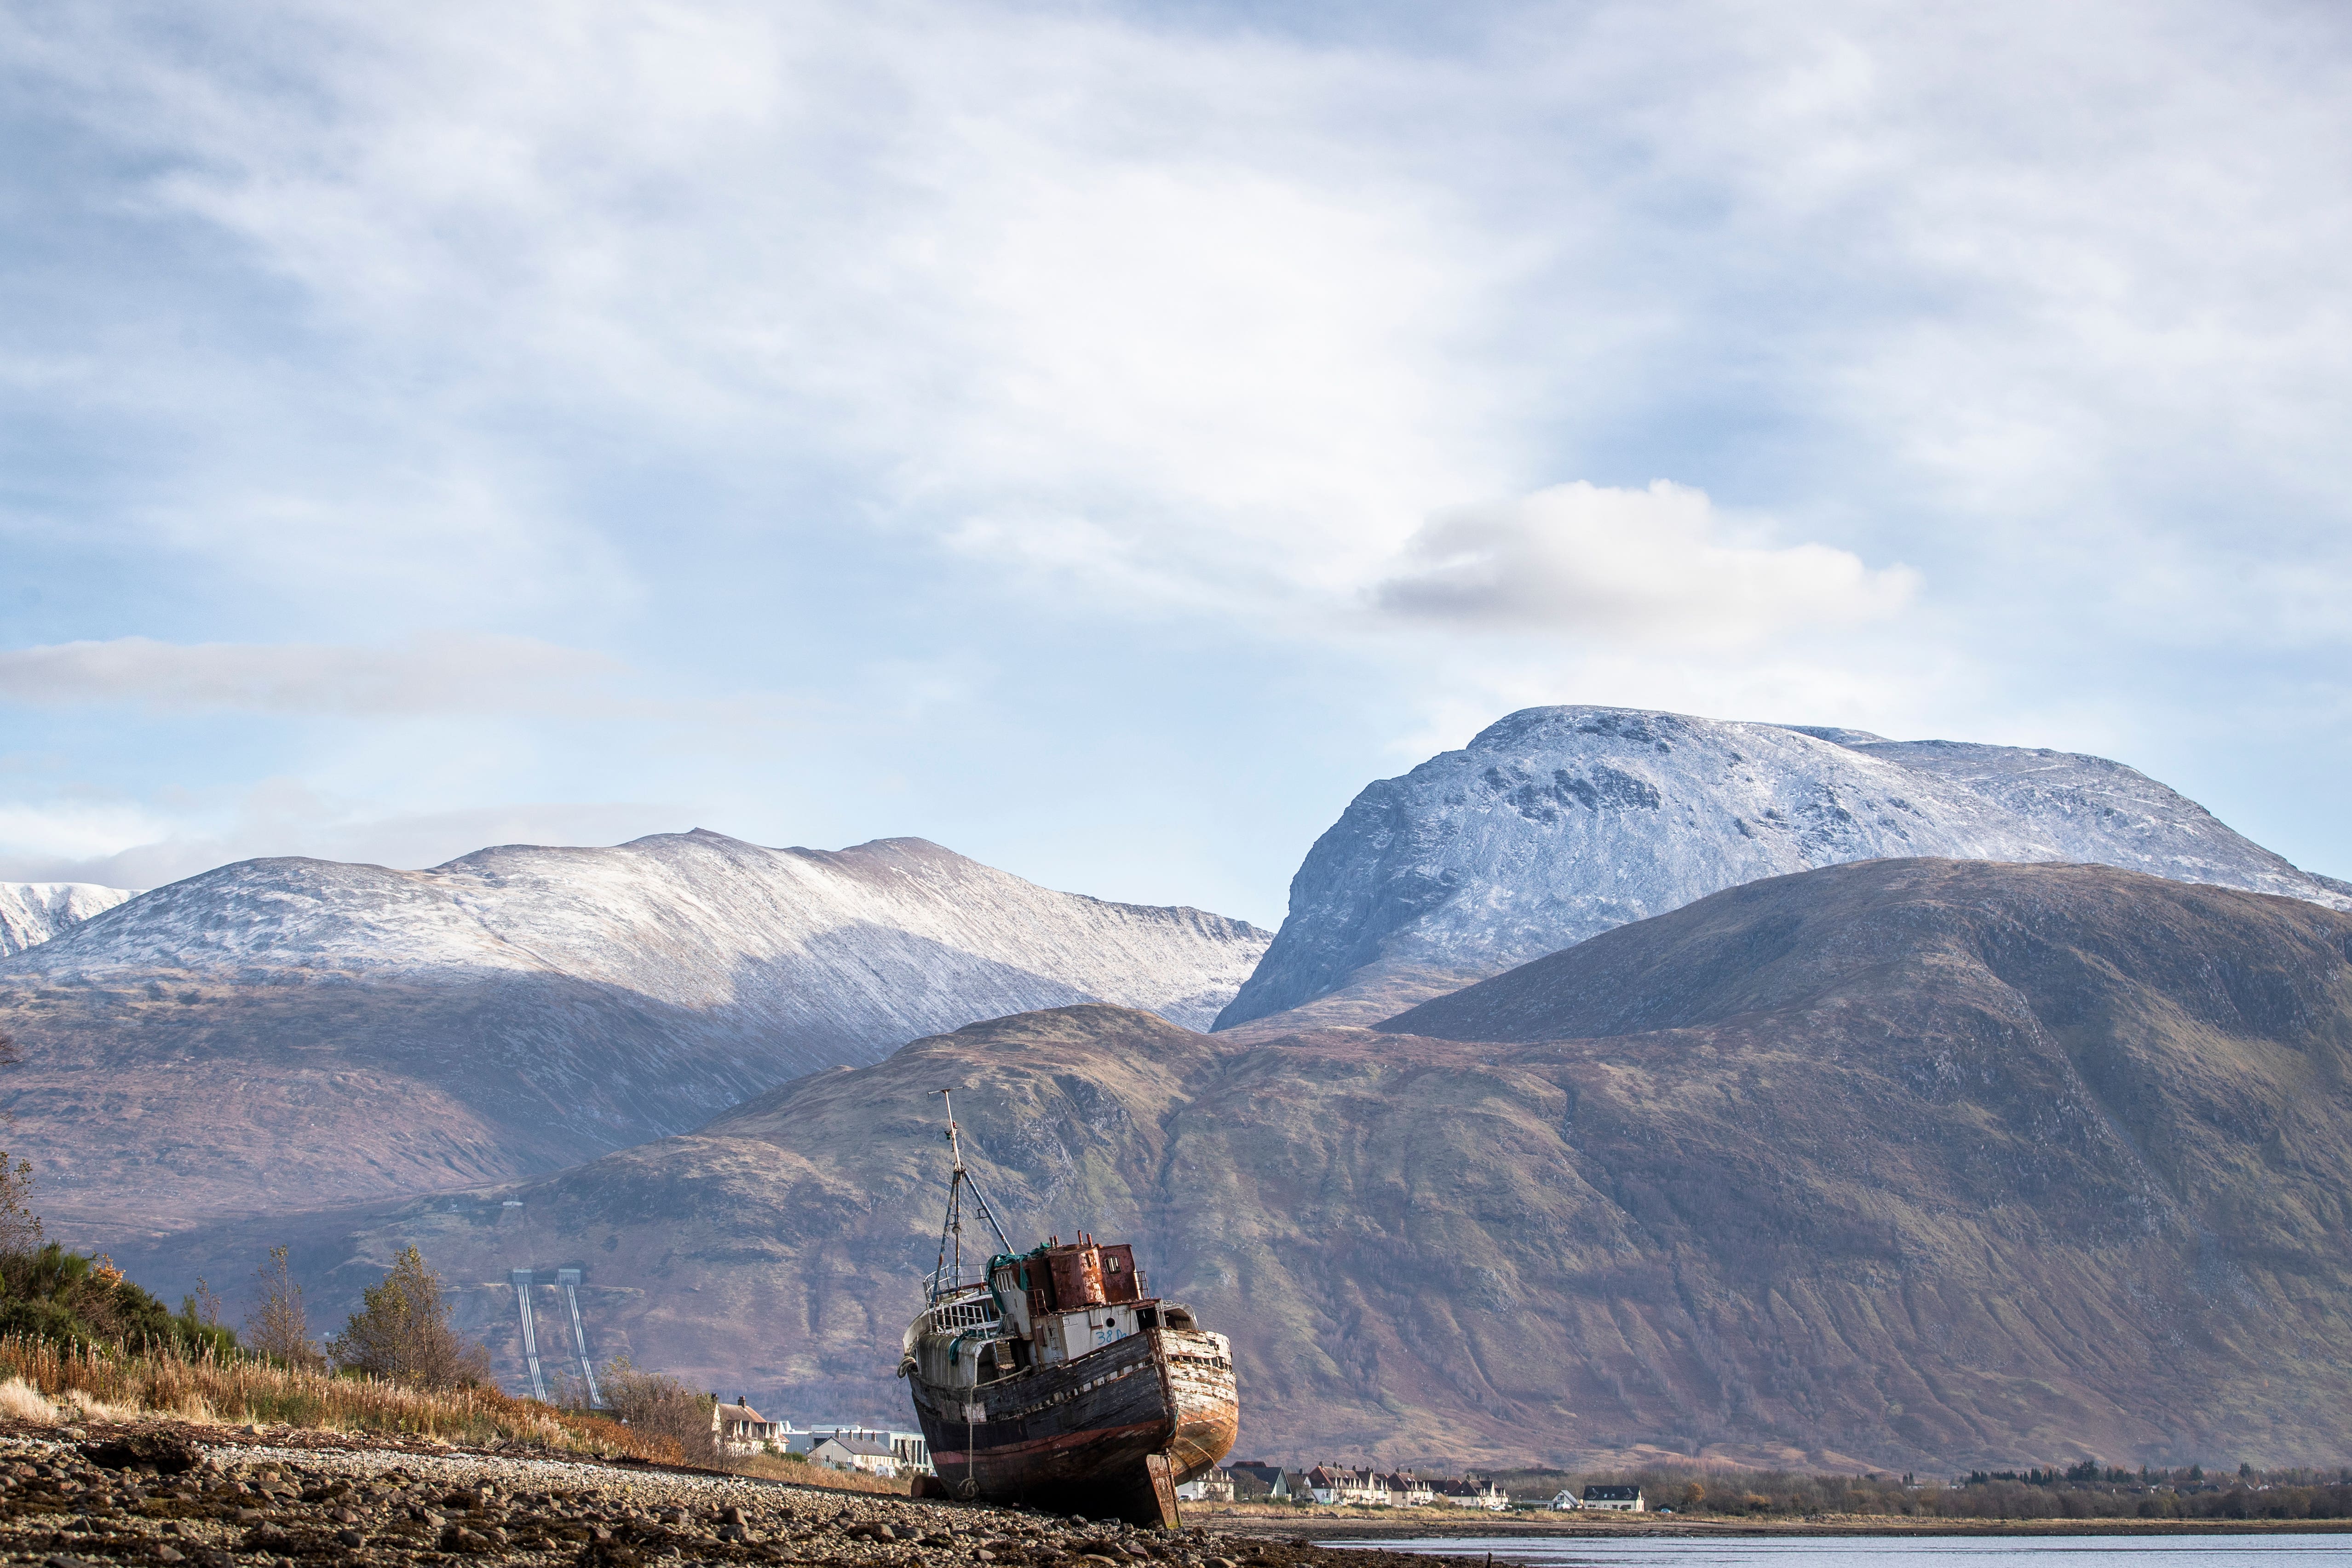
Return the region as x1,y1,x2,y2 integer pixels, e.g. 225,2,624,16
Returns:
600,1357,719,1465
327,1246,490,1389
0,1242,234,1358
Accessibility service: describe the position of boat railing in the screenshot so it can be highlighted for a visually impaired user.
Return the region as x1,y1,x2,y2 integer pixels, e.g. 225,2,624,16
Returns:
924,1291,1001,1337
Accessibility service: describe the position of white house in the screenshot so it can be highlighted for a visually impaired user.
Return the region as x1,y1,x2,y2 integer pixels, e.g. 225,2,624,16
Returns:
884,1430,933,1475
1176,1468,1236,1503
1580,1484,1645,1512
1386,1473,1435,1507
782,1422,933,1475
1307,1466,1391,1506
1432,1477,1510,1510
713,1398,782,1456
1547,1489,1581,1511
809,1436,901,1478
1227,1462,1305,1501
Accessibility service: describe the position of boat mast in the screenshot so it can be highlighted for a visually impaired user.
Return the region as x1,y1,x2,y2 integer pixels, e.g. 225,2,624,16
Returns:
930,1089,1015,1301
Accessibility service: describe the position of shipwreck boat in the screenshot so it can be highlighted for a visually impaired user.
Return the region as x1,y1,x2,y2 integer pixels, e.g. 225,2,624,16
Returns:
900,1095,1237,1527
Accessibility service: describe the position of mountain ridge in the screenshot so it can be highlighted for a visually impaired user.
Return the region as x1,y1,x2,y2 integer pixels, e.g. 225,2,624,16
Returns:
1218,706,2347,1029
0,881,138,958
0,830,1268,1220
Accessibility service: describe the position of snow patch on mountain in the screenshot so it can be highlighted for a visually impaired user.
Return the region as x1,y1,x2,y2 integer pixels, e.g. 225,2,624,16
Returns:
4,831,1268,1036
0,882,138,958
1217,706,2348,1028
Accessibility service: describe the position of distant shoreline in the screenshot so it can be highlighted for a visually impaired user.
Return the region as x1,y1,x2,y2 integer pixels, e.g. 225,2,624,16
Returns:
1201,1510,2352,1540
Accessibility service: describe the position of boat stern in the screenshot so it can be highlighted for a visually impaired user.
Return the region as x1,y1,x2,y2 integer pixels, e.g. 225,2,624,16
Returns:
1156,1327,1237,1482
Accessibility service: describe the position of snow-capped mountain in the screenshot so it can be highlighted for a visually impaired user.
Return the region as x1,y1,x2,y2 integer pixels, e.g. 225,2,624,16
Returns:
6,830,1264,1034
0,881,138,958
1217,706,2350,1028
1,831,1268,1219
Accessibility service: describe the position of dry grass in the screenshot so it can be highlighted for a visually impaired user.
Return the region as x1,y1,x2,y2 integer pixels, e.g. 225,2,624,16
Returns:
0,1333,674,1460
61,1388,143,1424
0,1378,54,1425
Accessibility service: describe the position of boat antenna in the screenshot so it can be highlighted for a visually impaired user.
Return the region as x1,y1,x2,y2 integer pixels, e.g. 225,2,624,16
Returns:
930,1089,1015,1300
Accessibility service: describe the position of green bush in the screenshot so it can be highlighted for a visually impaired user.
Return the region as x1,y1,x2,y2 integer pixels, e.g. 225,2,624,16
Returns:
0,1243,238,1357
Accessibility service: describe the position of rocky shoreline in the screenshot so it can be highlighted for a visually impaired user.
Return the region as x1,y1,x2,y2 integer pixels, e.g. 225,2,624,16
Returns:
0,1422,1470,1568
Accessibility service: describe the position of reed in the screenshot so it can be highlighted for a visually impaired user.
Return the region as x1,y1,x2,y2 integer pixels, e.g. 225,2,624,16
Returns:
0,1333,679,1462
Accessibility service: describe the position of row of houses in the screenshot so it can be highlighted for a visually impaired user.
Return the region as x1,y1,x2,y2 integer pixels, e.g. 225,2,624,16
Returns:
711,1399,932,1477
1209,1463,1511,1509
713,1398,1645,1513
1196,1462,1648,1513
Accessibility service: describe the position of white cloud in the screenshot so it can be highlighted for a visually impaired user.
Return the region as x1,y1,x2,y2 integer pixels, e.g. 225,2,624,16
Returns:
0,785,690,889
0,798,173,872
0,635,624,717
2,0,1518,620
9,0,2346,653
1372,480,1916,644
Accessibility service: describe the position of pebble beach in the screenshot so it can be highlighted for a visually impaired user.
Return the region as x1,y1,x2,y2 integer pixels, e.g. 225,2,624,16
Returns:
0,1422,1472,1568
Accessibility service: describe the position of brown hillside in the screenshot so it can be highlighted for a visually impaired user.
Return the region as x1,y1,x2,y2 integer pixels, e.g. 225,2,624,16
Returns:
107,861,2352,1472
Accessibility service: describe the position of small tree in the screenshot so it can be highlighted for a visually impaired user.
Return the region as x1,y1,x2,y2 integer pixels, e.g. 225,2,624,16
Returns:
174,1276,236,1359
545,1360,590,1411
0,1152,42,1255
246,1246,322,1369
601,1356,719,1464
180,1275,224,1328
0,1028,37,1257
327,1246,490,1389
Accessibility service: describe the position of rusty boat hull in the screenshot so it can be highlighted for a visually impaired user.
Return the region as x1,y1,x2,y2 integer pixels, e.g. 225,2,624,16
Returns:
909,1325,1236,1523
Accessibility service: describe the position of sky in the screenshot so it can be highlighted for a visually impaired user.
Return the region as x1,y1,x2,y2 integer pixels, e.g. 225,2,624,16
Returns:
2,0,2348,926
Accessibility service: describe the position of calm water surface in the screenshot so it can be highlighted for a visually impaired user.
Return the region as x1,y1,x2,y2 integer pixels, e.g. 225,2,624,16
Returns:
1325,1536,2352,1568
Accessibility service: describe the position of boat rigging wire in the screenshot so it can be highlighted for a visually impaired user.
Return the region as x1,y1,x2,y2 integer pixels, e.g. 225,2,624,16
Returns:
929,1088,1017,1300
